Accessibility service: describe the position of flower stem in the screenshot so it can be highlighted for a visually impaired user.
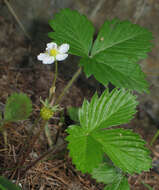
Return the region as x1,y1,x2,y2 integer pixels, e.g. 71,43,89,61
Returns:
150,129,159,146
55,67,82,104
49,61,58,105
52,61,58,92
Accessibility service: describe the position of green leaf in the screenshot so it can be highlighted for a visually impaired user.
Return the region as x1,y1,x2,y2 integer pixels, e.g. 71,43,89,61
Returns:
66,89,152,174
66,125,104,173
4,93,32,122
79,89,138,130
92,162,130,190
67,107,79,122
48,8,94,57
81,19,153,93
91,163,122,184
104,176,130,190
80,57,148,93
91,19,152,57
93,128,152,174
0,176,22,190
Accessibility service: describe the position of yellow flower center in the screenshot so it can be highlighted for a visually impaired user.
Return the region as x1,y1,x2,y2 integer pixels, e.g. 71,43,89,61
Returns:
50,49,58,57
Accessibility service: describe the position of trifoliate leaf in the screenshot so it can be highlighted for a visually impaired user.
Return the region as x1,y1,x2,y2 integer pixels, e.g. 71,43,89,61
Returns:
93,128,152,174
104,176,130,190
81,19,153,93
4,93,32,122
66,89,152,174
67,107,79,122
91,163,122,184
48,8,94,57
0,176,22,190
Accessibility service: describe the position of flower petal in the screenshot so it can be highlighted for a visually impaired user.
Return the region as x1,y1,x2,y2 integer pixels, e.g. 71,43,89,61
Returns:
38,53,55,64
58,44,69,53
43,56,55,64
46,42,57,50
37,53,48,61
56,53,68,61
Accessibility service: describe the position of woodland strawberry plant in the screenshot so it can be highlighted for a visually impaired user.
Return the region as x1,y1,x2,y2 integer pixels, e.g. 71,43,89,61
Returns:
0,8,153,190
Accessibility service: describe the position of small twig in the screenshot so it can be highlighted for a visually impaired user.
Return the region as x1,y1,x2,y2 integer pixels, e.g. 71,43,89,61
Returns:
0,165,25,171
150,147,159,158
133,0,147,24
41,170,69,187
4,0,31,40
90,0,106,20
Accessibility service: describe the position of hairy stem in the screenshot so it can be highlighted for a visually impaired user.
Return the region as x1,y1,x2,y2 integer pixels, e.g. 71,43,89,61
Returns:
49,61,58,105
52,61,58,93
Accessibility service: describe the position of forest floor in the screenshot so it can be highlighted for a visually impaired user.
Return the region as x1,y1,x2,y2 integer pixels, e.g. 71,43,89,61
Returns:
0,12,159,190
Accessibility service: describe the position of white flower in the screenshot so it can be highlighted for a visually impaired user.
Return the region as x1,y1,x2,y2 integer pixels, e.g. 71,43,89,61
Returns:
37,42,69,64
